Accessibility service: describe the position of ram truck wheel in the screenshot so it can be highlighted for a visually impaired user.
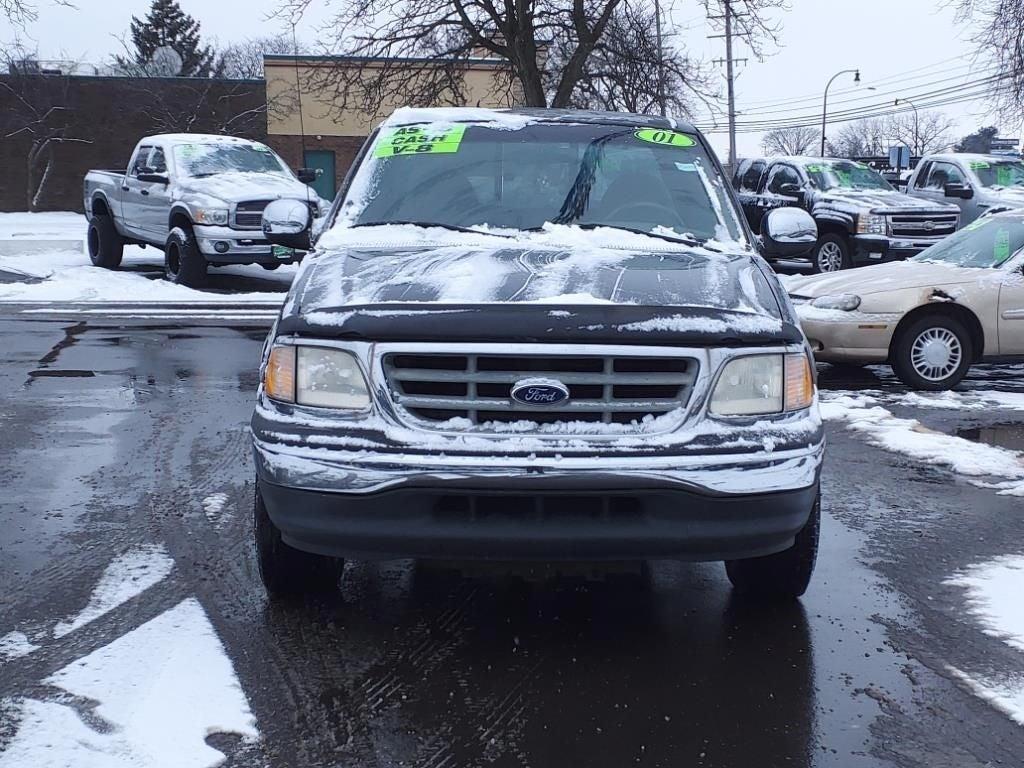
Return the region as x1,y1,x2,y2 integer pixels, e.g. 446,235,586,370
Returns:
87,214,124,269
164,226,208,288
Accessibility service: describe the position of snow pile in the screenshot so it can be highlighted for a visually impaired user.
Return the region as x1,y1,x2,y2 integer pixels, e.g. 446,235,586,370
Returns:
944,555,1024,725
0,598,259,768
0,631,39,663
53,545,174,638
201,493,231,528
820,393,1024,495
892,390,1024,412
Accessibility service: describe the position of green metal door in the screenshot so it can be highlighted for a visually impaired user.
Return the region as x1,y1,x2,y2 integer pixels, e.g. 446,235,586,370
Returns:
303,150,336,200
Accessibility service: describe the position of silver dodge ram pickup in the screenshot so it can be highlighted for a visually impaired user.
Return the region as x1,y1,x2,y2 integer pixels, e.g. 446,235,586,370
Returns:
252,107,825,601
83,133,324,287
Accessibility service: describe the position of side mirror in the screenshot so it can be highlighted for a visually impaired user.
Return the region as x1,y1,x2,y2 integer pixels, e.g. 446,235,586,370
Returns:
761,207,817,258
138,172,169,185
296,167,318,184
779,182,803,197
944,182,974,200
262,198,312,251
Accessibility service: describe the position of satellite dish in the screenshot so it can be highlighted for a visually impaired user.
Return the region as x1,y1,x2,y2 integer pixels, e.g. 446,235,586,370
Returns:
149,45,183,76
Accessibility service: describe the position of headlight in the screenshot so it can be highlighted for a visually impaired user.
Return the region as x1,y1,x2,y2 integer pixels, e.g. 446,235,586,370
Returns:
193,208,229,225
710,353,814,416
856,214,886,235
263,344,371,410
810,293,861,311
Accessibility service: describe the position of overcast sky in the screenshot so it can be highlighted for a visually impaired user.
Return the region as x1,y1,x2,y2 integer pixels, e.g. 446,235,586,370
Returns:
1,0,1012,159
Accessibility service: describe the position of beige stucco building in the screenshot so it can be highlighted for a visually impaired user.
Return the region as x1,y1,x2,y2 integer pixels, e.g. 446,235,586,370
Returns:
263,55,520,200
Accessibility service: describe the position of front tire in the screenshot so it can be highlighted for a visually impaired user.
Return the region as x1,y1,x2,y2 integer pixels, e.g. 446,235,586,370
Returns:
725,493,820,600
254,480,343,597
812,234,851,273
164,226,208,288
87,214,123,269
891,314,973,391
261,262,281,271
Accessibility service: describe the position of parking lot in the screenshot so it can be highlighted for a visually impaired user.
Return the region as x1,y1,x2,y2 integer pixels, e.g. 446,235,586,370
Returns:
1,312,1023,767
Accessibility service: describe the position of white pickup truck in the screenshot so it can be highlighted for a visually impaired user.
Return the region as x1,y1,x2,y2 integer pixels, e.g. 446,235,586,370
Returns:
83,133,325,287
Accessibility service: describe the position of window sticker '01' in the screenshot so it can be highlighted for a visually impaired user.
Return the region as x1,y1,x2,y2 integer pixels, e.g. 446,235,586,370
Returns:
373,125,467,157
634,129,696,148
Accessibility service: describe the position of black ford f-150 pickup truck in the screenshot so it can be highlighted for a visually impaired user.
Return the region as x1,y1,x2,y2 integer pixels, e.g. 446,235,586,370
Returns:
733,156,960,273
252,108,825,601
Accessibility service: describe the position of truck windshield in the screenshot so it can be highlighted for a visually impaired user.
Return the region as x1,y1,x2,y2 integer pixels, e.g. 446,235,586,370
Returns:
174,143,288,178
967,158,1024,189
343,122,746,244
912,214,1024,268
805,161,892,191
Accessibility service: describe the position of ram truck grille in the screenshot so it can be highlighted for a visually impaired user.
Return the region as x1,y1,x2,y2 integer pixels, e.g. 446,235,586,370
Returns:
383,352,699,430
888,213,958,238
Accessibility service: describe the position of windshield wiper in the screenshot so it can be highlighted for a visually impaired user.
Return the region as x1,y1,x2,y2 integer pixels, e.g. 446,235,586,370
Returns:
351,220,511,237
527,222,718,250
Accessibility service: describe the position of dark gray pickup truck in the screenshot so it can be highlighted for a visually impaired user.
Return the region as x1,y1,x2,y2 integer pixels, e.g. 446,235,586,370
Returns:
251,107,825,601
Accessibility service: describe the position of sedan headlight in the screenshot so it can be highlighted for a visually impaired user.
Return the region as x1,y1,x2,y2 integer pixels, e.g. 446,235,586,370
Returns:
193,208,229,225
810,293,861,311
710,353,814,416
263,344,371,410
856,213,886,235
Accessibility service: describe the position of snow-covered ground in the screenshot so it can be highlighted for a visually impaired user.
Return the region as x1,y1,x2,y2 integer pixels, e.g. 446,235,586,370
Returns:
0,212,294,305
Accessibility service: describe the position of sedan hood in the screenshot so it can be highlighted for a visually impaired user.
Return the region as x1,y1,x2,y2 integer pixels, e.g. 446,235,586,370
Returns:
279,233,802,345
176,171,313,204
787,259,985,298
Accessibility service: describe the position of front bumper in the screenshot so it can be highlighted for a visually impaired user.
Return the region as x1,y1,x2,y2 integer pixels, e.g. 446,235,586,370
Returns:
253,422,824,562
796,306,902,363
193,224,300,264
850,234,943,265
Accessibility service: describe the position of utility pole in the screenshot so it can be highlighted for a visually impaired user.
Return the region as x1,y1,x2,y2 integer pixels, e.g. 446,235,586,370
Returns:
654,0,665,117
709,1,747,170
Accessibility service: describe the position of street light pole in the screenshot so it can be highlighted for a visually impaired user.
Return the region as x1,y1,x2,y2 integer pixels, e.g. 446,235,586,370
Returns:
895,97,920,156
821,68,860,156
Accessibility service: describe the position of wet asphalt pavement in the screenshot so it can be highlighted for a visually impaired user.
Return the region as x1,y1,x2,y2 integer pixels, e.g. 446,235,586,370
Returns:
2,317,1024,767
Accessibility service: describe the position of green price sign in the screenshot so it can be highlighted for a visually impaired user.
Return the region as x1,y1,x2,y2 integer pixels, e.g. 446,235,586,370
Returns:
634,129,696,148
994,228,1012,263
373,125,467,158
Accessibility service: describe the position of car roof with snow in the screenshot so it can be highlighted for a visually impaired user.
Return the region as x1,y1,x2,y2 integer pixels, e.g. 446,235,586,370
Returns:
920,153,1016,164
145,133,267,147
380,106,693,133
760,156,866,166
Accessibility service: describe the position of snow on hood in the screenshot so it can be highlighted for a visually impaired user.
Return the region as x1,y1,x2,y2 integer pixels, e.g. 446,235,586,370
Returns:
299,224,779,317
815,188,958,213
174,171,314,205
787,259,990,298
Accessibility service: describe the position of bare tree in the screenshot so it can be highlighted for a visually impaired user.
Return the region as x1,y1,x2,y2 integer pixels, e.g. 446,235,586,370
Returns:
827,117,889,158
0,48,93,209
955,0,1024,117
219,35,300,79
275,0,773,117
761,126,820,155
887,110,955,155
1,0,37,25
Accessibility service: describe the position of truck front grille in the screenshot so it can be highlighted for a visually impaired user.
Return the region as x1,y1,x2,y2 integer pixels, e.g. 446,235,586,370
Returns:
383,352,699,430
888,213,958,238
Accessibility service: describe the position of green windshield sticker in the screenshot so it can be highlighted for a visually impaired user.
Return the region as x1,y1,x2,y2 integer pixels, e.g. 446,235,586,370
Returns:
834,169,852,185
634,129,696,148
997,165,1015,186
805,164,823,173
969,160,990,170
373,125,467,158
994,228,1012,263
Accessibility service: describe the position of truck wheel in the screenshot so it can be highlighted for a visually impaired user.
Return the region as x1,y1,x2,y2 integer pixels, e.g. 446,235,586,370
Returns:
87,215,124,269
261,262,281,271
165,226,208,288
254,479,344,597
812,234,851,273
891,314,973,391
725,493,819,600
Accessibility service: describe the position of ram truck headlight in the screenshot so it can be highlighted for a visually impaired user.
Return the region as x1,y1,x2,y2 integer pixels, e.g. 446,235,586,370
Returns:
856,213,886,235
710,353,814,416
193,208,230,226
263,344,371,410
810,293,861,311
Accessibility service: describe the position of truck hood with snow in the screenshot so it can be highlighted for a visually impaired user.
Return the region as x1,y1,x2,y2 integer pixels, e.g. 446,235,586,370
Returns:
277,228,803,345
984,186,1024,208
175,171,317,205
813,188,958,215
787,259,988,297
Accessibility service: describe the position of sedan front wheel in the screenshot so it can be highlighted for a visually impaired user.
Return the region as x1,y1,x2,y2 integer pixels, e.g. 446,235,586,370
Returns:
891,314,973,391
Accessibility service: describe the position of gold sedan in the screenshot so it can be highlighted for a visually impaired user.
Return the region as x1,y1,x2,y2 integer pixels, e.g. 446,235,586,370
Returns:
787,211,1024,390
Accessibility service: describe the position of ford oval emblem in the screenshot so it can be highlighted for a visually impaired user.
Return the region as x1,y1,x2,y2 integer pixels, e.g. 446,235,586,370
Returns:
510,377,570,407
